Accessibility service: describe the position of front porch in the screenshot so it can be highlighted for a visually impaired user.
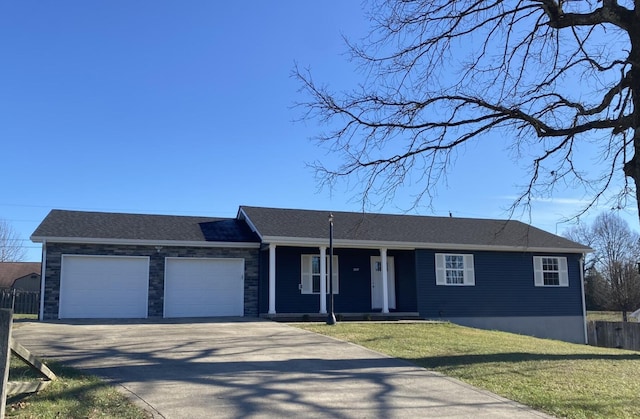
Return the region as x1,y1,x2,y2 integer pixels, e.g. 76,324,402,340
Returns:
261,246,418,316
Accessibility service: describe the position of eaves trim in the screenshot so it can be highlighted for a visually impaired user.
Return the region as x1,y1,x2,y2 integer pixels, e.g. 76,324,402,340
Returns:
30,236,261,249
261,235,592,254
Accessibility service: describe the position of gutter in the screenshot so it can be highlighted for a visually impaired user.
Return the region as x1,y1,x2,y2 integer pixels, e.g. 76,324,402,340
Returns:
29,236,260,249
259,235,593,254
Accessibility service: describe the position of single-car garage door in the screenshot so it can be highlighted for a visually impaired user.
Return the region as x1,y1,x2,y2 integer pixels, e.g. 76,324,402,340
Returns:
164,258,244,317
60,255,149,319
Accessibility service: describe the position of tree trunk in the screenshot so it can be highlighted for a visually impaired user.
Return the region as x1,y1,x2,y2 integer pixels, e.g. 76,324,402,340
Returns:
626,23,640,223
624,123,640,222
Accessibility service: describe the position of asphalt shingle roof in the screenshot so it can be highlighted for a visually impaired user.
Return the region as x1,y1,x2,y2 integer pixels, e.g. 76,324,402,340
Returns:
239,206,591,251
30,207,590,252
31,210,260,243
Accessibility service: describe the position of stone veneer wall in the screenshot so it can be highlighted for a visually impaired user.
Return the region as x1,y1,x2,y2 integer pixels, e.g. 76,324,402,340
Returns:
42,243,260,320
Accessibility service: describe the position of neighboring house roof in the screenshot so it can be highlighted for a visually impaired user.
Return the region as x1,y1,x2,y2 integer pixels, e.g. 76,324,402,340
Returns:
0,262,41,288
239,206,592,253
31,210,261,246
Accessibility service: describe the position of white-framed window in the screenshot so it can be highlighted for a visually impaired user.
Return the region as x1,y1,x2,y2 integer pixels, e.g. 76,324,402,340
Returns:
533,256,568,287
435,253,475,286
300,255,339,294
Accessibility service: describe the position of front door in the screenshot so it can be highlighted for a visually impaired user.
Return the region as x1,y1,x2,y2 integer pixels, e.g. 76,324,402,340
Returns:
371,256,396,310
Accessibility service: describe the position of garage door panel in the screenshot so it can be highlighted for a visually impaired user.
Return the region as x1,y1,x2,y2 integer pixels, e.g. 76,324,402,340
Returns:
63,301,144,315
60,256,149,319
164,258,244,318
63,289,144,302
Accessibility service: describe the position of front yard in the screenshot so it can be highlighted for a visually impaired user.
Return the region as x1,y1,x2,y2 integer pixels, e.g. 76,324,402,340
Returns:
6,316,639,418
6,357,150,418
294,322,640,419
5,317,149,418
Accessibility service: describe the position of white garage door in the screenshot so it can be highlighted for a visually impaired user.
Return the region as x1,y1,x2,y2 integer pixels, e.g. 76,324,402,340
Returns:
60,255,149,319
164,258,244,318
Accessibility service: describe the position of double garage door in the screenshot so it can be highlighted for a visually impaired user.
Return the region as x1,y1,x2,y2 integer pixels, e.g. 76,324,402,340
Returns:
59,255,244,319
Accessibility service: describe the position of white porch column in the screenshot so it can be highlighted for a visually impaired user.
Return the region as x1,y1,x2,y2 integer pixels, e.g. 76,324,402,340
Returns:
319,246,327,314
381,248,389,314
269,244,276,314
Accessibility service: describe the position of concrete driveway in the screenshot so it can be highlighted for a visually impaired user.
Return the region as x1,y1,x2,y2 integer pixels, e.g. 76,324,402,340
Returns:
11,319,552,418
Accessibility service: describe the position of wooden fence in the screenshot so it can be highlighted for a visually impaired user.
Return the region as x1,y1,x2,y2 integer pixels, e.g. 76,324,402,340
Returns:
587,320,640,351
0,290,39,315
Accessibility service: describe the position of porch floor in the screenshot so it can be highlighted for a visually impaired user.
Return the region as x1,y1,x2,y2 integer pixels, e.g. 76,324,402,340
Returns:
261,312,422,322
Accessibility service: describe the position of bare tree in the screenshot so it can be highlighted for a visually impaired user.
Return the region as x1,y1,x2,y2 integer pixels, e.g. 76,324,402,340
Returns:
583,268,609,310
296,0,640,216
566,212,640,319
608,260,640,320
0,219,27,262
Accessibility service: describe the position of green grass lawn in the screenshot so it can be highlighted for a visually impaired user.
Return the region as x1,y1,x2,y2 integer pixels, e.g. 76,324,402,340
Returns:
587,311,639,322
294,322,640,419
6,356,150,418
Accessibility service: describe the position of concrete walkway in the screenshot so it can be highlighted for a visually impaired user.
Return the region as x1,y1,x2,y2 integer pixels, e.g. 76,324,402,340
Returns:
11,319,553,418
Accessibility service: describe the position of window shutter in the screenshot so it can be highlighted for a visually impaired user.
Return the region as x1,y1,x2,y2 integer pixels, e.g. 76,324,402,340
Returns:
463,254,475,285
435,254,446,285
558,257,569,287
533,257,544,287
300,255,313,294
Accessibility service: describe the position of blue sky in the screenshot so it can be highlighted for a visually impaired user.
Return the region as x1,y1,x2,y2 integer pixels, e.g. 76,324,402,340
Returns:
1,1,637,262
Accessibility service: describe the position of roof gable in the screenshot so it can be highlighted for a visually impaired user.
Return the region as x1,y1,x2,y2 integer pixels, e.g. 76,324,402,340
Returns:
239,206,591,252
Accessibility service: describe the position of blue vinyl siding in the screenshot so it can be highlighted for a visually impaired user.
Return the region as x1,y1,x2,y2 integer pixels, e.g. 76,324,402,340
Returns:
274,247,320,313
259,246,417,314
416,249,583,318
389,250,417,312
331,248,377,313
261,246,582,317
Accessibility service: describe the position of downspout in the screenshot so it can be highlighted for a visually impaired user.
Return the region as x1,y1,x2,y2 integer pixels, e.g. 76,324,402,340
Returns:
579,254,588,344
39,240,47,321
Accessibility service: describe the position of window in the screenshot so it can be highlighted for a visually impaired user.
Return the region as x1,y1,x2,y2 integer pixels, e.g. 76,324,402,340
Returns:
435,253,475,286
301,255,339,294
542,257,560,285
533,256,568,287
